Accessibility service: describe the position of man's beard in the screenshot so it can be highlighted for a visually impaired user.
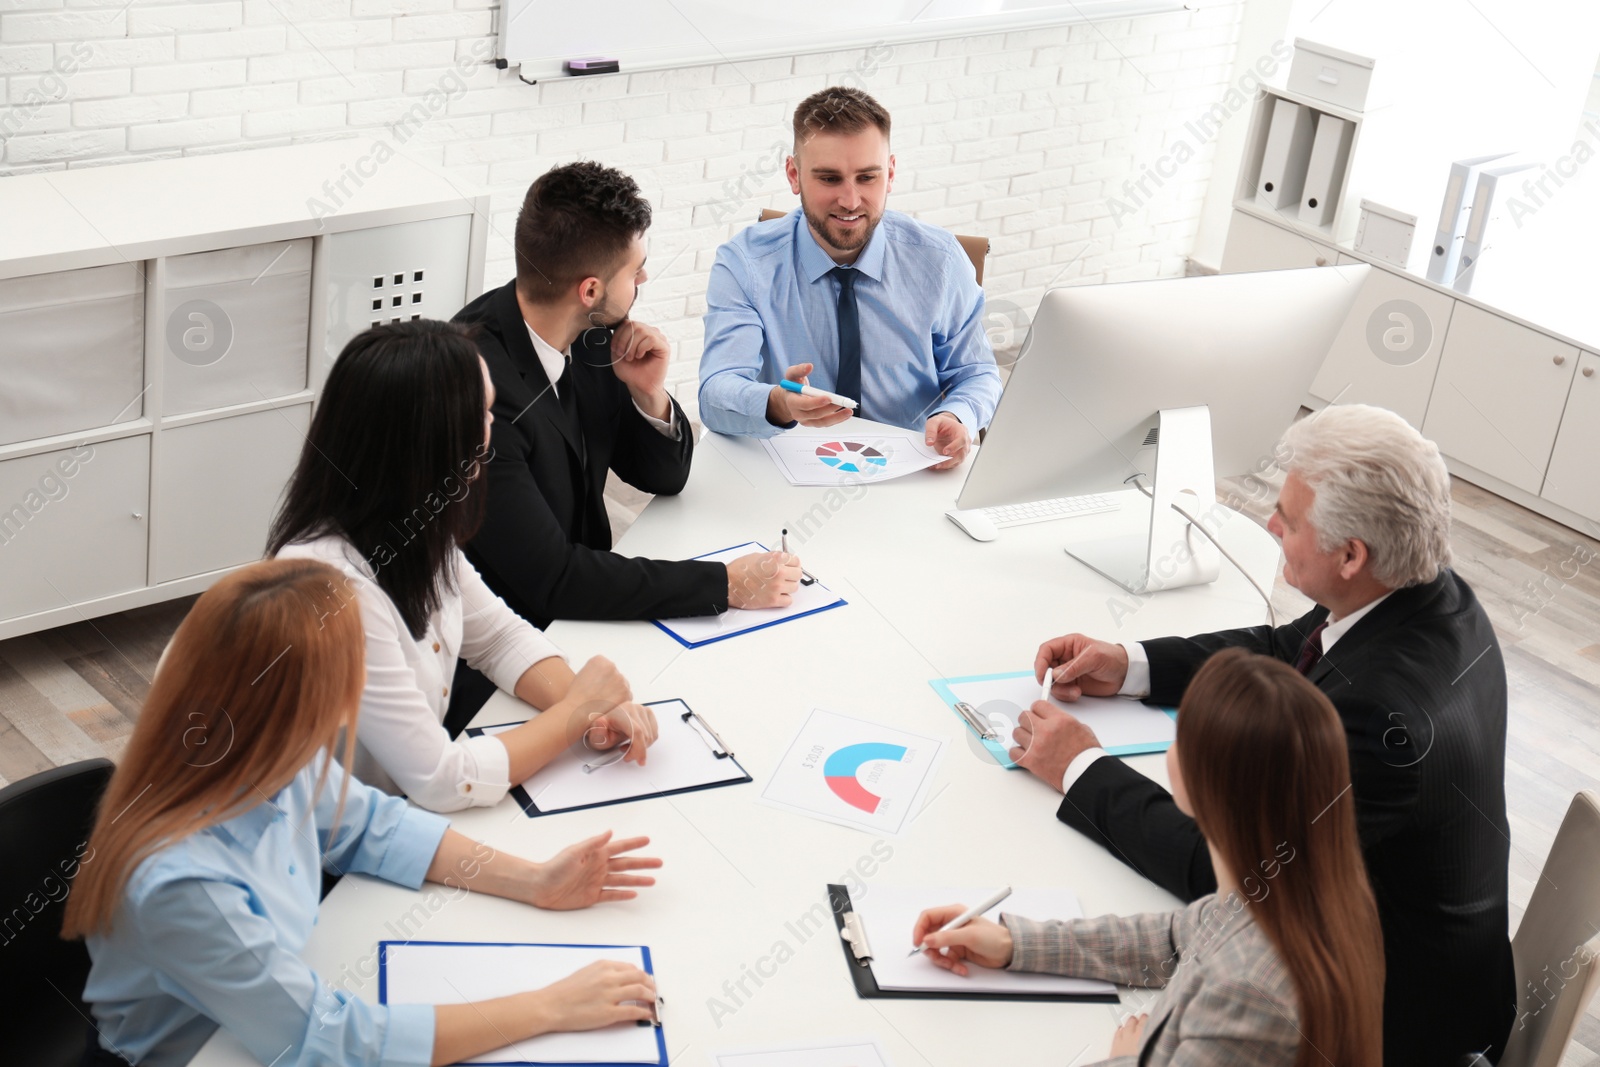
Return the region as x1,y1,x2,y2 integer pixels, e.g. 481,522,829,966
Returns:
801,200,879,255
588,286,636,331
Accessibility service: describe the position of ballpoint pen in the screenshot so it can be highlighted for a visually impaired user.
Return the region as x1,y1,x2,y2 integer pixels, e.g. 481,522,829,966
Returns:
1040,666,1054,702
909,886,1014,957
781,527,817,586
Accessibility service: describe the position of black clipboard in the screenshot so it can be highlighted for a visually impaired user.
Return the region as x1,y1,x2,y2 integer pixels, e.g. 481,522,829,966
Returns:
467,699,751,817
826,884,1120,1003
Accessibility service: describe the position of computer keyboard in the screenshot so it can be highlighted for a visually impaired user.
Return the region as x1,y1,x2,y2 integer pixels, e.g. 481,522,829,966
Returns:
982,493,1120,528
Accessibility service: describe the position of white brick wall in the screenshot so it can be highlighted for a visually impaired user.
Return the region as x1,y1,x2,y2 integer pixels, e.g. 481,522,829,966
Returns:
0,3,1247,397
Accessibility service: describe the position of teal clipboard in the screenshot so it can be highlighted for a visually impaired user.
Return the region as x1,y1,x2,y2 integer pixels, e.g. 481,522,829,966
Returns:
928,671,1178,769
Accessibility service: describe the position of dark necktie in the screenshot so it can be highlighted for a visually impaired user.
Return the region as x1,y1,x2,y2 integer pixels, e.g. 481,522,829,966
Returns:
554,357,587,470
829,266,861,407
1293,621,1329,676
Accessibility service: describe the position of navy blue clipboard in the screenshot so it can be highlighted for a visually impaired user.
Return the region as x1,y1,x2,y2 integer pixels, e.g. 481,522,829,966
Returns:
466,699,752,818
651,541,847,649
377,940,666,1066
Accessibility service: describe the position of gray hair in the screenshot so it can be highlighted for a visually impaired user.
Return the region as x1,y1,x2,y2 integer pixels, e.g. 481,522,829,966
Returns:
1278,405,1452,588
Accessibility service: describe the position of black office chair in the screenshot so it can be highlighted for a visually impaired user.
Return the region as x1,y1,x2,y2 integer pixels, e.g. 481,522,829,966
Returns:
0,759,115,1067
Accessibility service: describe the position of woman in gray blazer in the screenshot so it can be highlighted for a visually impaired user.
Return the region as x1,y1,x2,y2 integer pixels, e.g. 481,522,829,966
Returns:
914,649,1385,1066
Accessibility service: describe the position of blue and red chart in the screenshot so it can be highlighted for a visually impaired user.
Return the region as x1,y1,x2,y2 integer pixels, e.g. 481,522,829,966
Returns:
815,441,889,475
823,742,908,813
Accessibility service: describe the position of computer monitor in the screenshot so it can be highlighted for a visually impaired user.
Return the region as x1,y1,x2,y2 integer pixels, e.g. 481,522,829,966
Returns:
958,264,1369,593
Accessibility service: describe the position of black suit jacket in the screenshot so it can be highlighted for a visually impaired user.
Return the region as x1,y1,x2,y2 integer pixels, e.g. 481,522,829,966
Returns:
453,280,726,629
1060,570,1515,1066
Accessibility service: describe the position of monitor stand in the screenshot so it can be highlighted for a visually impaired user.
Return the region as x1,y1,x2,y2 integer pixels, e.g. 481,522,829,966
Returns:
1064,405,1222,595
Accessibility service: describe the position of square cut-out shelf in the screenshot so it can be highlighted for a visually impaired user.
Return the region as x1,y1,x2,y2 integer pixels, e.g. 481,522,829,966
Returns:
367,268,429,329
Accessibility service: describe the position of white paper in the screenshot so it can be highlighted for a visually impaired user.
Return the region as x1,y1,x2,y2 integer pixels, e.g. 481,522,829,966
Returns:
476,700,747,813
940,673,1175,754
758,708,945,839
852,885,1117,998
713,1037,892,1067
760,419,945,487
656,543,845,647
381,942,661,1064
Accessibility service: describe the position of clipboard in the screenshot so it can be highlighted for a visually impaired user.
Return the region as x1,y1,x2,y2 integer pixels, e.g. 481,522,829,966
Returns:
467,699,751,817
377,940,668,1066
652,541,846,649
825,885,1119,1003
928,672,1178,767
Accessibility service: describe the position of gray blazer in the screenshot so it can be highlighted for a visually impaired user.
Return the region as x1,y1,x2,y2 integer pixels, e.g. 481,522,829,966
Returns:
1002,894,1300,1067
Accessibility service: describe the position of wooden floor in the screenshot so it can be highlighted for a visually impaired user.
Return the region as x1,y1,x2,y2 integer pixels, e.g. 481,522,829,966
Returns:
3,470,1597,1064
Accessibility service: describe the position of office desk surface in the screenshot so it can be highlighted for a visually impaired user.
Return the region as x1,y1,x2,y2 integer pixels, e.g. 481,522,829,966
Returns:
193,429,1283,1067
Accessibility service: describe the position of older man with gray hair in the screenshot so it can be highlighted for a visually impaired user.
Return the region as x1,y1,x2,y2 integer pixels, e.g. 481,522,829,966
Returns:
1016,404,1513,1066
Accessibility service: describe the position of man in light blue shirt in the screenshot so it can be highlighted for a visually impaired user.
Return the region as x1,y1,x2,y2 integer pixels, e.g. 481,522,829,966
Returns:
698,87,1002,469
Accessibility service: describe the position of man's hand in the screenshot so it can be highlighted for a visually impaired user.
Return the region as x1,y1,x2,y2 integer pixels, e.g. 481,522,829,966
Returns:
766,362,851,428
1035,634,1129,701
608,319,672,421
525,831,661,910
726,551,802,609
924,412,970,470
1009,701,1103,792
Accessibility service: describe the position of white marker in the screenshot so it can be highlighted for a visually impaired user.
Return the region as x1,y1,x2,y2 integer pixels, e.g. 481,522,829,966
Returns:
1040,667,1054,702
909,886,1014,957
778,379,858,410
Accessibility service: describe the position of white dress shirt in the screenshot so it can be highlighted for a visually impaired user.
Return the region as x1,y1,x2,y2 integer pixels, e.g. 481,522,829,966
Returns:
1060,592,1395,794
526,324,678,439
277,534,565,813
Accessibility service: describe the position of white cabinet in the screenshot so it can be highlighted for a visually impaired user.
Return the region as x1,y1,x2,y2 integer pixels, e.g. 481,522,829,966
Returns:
1541,352,1600,522
1220,209,1338,273
1309,267,1455,427
0,437,150,621
152,406,311,584
1422,304,1580,494
0,142,487,640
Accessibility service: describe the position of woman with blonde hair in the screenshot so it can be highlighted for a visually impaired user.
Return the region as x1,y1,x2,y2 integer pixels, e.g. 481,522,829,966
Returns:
912,648,1385,1066
64,559,661,1067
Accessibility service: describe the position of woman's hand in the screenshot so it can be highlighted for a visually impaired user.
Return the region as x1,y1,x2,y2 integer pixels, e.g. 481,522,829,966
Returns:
564,655,631,714
529,960,658,1032
585,701,658,764
1109,1013,1147,1057
910,906,1014,976
526,831,661,910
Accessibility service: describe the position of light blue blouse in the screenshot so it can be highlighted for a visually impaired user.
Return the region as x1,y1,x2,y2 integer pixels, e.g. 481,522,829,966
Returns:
83,755,450,1067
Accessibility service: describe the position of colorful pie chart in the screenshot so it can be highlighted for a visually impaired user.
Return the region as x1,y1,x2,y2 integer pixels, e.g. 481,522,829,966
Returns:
823,742,908,813
815,440,889,475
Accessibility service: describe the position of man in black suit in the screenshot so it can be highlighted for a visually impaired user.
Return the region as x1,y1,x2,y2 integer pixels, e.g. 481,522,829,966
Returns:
451,163,800,716
1013,404,1514,1066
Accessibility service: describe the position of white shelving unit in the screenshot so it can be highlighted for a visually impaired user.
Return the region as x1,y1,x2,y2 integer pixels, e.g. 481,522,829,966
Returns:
0,142,489,640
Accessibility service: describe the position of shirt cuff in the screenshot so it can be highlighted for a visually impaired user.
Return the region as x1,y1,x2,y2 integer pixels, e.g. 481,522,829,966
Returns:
381,1003,436,1067
1061,747,1110,795
454,731,514,809
932,400,980,431
377,807,451,889
632,396,680,440
1119,642,1152,698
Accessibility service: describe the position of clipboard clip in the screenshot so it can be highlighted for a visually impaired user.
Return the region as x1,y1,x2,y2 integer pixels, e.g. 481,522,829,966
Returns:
839,905,874,965
682,709,733,759
954,701,1001,742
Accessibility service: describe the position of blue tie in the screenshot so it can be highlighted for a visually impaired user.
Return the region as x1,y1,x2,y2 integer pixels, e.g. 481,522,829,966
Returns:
829,266,861,408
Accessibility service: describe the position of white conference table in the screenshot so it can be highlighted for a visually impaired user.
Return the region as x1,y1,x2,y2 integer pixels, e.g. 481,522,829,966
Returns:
195,424,1284,1067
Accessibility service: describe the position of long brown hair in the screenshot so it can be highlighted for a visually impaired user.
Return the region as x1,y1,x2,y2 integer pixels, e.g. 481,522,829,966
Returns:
1178,648,1385,1067
62,559,365,938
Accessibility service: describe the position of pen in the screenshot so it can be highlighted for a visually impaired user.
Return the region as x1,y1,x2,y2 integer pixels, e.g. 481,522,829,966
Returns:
909,886,1014,957
779,378,858,410
781,528,817,586
1040,667,1054,702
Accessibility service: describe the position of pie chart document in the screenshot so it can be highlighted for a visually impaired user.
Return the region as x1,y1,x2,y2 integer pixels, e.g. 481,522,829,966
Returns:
760,708,946,838
760,418,946,487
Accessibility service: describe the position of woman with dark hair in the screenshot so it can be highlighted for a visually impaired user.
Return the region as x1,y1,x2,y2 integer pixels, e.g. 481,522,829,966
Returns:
911,648,1384,1067
269,320,657,814
65,559,661,1067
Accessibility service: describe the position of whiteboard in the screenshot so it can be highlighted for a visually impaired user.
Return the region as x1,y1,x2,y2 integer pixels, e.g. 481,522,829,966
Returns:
502,0,1186,81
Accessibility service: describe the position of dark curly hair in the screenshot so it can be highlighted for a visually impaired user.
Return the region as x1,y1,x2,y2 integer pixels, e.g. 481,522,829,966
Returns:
514,160,652,304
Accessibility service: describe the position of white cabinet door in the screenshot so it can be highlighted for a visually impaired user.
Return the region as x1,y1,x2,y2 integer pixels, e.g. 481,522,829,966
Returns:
1423,304,1580,493
1220,209,1338,273
0,437,149,623
1309,267,1455,427
1541,352,1600,523
152,405,310,583
322,215,473,371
